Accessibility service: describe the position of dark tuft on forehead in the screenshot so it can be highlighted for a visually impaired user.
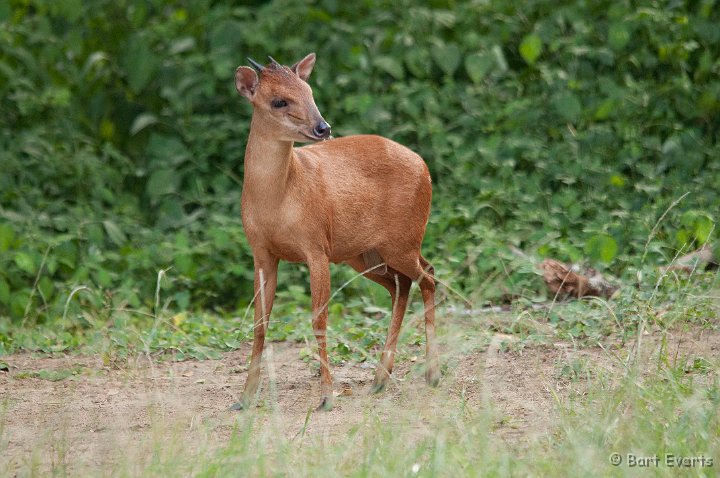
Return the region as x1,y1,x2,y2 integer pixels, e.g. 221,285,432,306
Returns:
260,63,294,80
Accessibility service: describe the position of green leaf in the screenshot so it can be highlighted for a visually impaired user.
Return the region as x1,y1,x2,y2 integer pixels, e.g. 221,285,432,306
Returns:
0,278,9,305
38,276,54,301
519,34,543,65
146,169,179,198
431,43,462,76
147,134,190,166
169,37,196,55
594,99,616,120
374,56,405,80
209,20,243,53
130,113,158,136
86,223,104,246
52,0,84,22
122,34,158,93
81,51,109,77
585,234,618,263
175,254,194,276
174,291,190,310
681,211,715,244
157,199,186,229
55,241,78,269
0,0,11,23
465,52,495,84
209,20,243,77
609,174,626,187
552,92,582,123
10,289,30,318
14,252,36,275
404,49,431,79
103,220,127,246
694,216,714,244
0,223,15,252
675,229,692,249
608,22,630,50
93,268,112,288
491,45,508,71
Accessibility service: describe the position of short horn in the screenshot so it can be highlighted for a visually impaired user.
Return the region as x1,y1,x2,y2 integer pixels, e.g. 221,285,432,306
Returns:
247,57,265,72
268,56,282,68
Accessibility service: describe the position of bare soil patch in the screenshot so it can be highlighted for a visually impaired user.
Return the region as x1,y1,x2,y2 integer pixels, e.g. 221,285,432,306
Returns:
1,325,718,474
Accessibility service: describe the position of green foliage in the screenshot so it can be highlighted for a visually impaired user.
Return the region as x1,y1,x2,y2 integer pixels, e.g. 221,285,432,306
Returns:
585,234,618,263
0,0,719,353
677,210,715,248
519,33,543,65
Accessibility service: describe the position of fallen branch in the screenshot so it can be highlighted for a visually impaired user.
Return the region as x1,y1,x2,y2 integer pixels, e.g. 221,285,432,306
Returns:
541,259,619,300
659,244,717,274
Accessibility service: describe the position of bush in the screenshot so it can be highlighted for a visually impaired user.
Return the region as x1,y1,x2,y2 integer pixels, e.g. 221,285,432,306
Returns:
0,0,718,324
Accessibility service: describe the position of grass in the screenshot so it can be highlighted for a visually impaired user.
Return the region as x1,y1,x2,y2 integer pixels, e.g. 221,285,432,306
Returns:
0,259,719,476
149,323,716,477
5,332,716,477
12,366,85,382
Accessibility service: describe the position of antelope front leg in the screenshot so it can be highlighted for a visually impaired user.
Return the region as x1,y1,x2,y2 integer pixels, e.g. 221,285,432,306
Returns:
232,252,278,410
308,255,334,411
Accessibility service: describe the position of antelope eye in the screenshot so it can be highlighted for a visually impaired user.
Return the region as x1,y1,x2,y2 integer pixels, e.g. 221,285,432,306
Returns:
271,99,288,108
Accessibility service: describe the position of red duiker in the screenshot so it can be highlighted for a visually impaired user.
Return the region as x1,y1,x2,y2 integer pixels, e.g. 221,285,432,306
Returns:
233,53,438,411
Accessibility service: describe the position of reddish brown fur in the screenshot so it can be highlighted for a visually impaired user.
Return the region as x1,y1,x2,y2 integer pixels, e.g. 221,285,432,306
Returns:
234,53,439,411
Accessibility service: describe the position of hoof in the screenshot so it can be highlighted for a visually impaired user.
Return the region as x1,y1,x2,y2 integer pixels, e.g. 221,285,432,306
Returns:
316,395,334,412
372,366,390,394
425,368,440,387
230,394,254,411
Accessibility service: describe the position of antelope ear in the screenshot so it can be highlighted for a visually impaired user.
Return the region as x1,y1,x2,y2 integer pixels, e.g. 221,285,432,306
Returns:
235,66,258,100
291,52,316,81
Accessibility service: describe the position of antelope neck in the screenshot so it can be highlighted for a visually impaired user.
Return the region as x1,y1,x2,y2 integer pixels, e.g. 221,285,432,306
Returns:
243,116,296,202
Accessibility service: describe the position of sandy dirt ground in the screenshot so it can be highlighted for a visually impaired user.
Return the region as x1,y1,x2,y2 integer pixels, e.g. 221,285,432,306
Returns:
1,324,718,474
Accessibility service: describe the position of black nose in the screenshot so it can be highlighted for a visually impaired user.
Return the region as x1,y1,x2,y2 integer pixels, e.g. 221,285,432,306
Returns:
313,121,331,139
